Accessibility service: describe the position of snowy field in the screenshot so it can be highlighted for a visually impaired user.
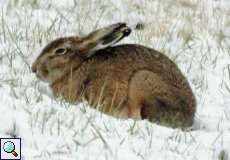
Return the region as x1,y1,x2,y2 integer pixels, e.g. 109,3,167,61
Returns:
0,0,230,159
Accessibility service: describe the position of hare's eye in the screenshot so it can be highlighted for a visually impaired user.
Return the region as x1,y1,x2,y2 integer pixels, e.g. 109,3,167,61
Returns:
55,48,66,55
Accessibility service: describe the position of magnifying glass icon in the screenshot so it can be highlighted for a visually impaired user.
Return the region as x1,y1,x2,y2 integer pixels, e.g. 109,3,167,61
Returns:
3,141,18,157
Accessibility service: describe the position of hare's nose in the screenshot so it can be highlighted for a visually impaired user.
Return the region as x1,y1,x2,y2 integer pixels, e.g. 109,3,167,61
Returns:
32,67,37,73
31,64,37,73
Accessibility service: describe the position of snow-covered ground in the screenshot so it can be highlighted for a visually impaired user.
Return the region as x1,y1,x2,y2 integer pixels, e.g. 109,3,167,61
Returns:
0,0,230,159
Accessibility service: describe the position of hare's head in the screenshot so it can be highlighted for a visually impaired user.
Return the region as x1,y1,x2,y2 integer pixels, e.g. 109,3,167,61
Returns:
32,23,131,83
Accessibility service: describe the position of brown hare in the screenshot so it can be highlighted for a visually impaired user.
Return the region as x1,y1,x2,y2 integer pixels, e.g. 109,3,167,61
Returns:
32,23,196,128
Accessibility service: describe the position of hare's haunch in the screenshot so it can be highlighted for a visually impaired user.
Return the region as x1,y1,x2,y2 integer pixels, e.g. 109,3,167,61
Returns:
32,23,196,128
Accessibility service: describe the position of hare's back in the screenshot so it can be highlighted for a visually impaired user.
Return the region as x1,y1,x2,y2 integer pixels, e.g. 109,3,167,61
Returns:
94,44,176,69
93,44,187,89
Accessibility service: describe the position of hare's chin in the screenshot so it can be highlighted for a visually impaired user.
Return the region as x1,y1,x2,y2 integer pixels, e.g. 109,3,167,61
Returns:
35,72,48,82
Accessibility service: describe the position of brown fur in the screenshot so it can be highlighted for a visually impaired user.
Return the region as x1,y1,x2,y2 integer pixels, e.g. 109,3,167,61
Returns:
32,23,196,128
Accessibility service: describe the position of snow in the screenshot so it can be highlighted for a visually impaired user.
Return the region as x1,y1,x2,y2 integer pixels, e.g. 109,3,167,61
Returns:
0,0,230,159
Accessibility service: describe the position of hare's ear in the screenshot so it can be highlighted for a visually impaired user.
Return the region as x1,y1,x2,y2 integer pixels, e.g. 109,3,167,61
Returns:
78,23,131,58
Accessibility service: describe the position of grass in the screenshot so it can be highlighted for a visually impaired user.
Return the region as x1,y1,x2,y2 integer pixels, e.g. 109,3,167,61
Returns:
0,0,230,160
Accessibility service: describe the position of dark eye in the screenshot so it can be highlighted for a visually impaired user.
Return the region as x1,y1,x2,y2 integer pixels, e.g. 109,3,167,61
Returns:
55,48,67,55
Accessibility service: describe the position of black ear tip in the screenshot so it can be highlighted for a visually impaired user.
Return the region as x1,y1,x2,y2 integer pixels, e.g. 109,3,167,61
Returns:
115,22,127,31
119,23,127,28
123,27,131,36
117,22,131,37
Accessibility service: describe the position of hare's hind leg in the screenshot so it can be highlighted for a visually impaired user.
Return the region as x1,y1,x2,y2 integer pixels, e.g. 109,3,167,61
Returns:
128,70,163,121
129,70,193,128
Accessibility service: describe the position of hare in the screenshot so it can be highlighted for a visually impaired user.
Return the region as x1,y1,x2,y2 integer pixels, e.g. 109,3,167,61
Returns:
32,23,196,128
